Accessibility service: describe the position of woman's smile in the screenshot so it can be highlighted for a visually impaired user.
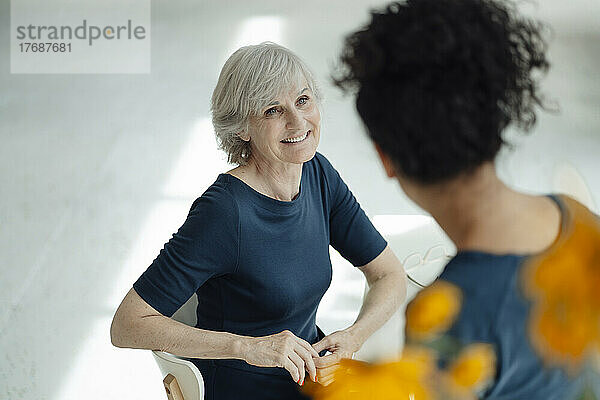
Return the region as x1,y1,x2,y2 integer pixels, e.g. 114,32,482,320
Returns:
281,130,311,144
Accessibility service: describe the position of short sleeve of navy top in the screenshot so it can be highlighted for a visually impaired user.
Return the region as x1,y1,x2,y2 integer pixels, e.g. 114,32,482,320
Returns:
133,152,387,375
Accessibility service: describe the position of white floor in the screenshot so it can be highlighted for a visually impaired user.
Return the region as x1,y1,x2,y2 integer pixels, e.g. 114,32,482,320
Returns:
1,1,599,399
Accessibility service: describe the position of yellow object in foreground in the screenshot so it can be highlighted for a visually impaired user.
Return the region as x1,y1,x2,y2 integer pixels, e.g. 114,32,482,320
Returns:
405,281,463,342
446,343,497,395
303,347,436,400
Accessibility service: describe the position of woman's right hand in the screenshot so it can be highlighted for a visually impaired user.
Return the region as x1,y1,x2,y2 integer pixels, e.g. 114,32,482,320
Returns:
241,330,319,385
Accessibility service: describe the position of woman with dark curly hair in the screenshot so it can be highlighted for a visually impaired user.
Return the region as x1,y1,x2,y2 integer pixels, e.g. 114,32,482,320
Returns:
334,0,593,398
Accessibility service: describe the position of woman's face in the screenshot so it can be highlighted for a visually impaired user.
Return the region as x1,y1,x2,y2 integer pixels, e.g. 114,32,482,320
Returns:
244,81,320,168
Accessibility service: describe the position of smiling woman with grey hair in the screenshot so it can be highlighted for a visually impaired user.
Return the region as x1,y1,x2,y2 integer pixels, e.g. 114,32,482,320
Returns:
212,42,322,165
111,42,406,400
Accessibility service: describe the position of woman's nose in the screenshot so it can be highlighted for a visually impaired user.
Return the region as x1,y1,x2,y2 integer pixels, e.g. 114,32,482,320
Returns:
285,108,304,130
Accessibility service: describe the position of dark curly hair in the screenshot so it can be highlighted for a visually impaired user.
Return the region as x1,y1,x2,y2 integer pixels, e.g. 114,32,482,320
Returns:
334,0,550,183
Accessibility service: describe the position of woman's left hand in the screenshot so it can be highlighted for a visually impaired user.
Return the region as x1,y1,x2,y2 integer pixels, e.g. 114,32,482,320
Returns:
312,329,362,386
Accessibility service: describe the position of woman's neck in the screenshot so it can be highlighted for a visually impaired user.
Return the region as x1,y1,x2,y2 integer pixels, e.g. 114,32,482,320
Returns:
228,157,303,202
413,163,561,254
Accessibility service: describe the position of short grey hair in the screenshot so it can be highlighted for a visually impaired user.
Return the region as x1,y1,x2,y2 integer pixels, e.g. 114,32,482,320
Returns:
211,42,322,165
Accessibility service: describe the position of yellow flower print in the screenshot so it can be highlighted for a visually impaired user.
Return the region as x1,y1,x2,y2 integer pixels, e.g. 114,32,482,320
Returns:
406,280,463,342
522,195,600,371
446,343,497,396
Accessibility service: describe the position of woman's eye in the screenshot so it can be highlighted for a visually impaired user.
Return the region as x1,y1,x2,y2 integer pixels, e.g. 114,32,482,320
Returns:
264,107,278,116
297,96,309,106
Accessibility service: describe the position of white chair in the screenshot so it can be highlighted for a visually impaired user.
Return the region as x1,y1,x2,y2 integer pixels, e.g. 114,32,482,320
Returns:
353,215,455,362
152,295,205,400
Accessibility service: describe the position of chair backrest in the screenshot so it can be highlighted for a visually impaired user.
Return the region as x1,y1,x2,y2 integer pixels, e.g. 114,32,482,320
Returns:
354,215,455,362
372,214,455,297
153,294,203,400
152,351,205,400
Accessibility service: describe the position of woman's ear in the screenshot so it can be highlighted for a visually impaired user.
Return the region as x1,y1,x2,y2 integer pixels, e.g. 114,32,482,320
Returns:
374,144,397,178
237,130,250,142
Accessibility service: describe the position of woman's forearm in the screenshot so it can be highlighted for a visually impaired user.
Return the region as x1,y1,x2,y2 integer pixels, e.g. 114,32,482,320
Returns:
110,289,247,360
347,269,406,346
112,315,247,359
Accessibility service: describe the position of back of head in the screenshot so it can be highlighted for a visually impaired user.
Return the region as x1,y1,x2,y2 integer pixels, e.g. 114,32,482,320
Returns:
335,0,550,183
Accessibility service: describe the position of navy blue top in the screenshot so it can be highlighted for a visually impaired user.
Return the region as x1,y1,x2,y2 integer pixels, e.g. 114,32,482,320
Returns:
133,152,387,376
436,195,576,399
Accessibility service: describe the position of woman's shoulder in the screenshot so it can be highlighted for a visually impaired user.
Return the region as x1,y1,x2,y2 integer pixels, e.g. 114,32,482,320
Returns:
303,152,345,197
305,151,341,183
310,151,335,172
551,193,599,224
188,174,239,219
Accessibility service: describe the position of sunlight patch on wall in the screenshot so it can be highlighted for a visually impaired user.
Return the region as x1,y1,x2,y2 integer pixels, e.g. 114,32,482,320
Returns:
162,118,230,198
107,199,194,308
226,15,285,60
55,317,163,400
